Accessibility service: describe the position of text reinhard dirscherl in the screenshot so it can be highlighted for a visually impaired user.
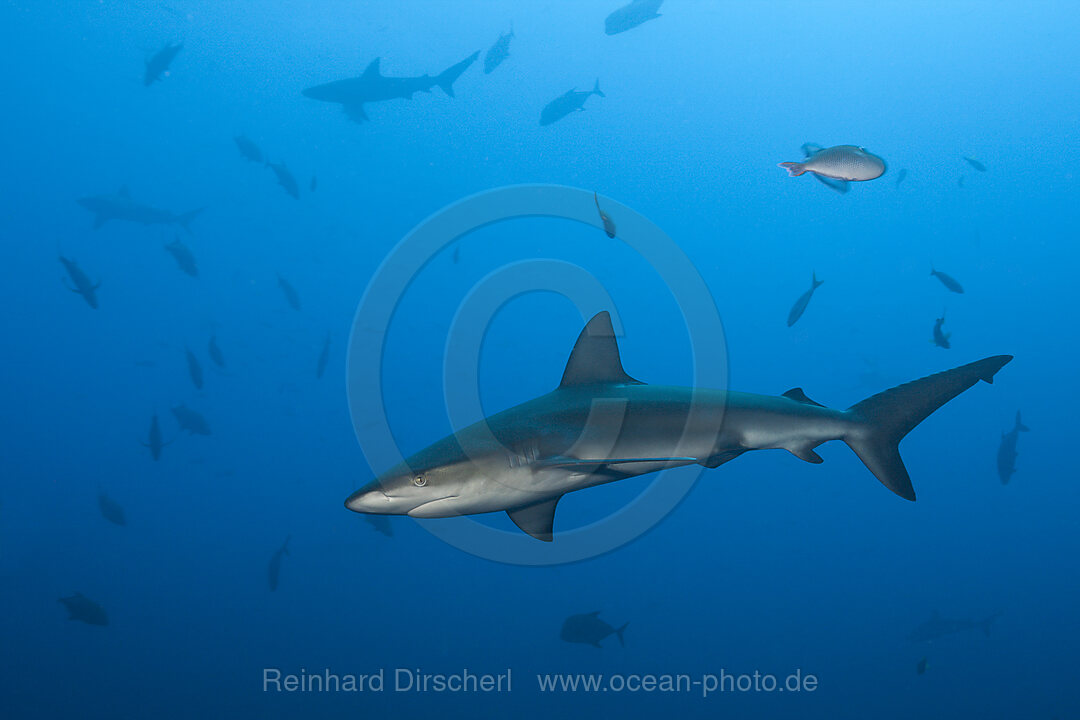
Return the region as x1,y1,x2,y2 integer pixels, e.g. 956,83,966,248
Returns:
262,668,819,698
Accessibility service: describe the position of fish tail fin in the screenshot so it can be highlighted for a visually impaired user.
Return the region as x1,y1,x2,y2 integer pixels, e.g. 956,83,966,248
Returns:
592,78,605,97
778,162,806,177
844,356,1013,500
615,621,629,647
177,207,204,232
812,271,823,289
1015,411,1030,432
436,51,480,97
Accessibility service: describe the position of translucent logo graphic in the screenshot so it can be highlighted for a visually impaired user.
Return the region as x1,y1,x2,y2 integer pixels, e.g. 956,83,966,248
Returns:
347,184,727,565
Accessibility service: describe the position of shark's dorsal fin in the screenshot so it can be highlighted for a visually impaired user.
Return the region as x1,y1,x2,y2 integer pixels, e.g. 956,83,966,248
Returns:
559,312,641,388
362,58,382,78
782,388,826,407
507,496,561,542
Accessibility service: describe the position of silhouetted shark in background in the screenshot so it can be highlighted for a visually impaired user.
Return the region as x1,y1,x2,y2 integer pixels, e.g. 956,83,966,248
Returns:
346,312,1012,541
910,611,1000,642
78,187,202,232
302,52,479,123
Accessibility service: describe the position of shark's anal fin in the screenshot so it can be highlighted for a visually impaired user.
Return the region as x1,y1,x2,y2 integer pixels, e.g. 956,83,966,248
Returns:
507,496,562,542
559,311,642,388
782,387,826,407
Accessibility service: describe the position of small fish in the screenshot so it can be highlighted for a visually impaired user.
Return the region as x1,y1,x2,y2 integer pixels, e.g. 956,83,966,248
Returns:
207,335,226,369
779,145,886,182
316,333,331,379
997,411,1030,485
59,256,100,309
932,313,951,349
561,611,629,648
594,192,617,238
930,267,964,294
172,404,211,435
895,168,908,187
963,156,987,172
164,236,198,278
233,135,263,164
540,80,604,126
787,272,823,327
58,593,109,626
483,25,514,74
97,491,126,526
277,274,301,311
267,161,300,199
140,414,168,460
916,657,929,675
909,611,999,642
268,535,291,592
185,347,204,389
144,42,182,86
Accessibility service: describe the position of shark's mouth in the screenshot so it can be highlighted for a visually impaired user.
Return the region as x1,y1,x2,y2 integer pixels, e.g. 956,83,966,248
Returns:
407,496,461,519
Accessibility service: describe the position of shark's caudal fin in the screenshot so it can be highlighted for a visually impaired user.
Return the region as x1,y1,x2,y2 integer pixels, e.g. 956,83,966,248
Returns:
177,208,204,232
844,355,1013,500
1014,411,1030,432
614,621,629,647
435,51,479,97
592,78,605,98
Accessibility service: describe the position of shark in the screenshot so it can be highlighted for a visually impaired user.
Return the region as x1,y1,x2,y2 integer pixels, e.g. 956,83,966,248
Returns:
78,187,202,232
302,52,479,123
345,312,1011,541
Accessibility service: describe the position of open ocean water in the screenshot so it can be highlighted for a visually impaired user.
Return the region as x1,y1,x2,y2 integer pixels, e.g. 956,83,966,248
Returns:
0,1,1076,718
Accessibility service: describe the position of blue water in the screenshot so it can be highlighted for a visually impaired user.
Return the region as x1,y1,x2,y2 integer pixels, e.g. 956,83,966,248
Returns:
1,1,1075,717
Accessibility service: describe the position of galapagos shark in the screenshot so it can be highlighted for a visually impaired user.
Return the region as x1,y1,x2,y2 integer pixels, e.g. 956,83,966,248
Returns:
78,187,202,232
345,312,1011,541
302,52,479,123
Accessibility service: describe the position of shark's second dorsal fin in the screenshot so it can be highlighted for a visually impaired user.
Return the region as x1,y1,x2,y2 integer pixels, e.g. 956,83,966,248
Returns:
559,312,641,388
782,388,826,407
362,57,382,78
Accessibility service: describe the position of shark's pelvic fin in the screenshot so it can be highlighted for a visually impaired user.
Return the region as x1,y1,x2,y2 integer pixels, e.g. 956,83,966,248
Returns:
507,496,561,542
845,355,1013,500
559,312,642,388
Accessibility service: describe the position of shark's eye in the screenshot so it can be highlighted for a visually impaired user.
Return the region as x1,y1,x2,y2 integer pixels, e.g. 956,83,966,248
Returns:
413,475,427,487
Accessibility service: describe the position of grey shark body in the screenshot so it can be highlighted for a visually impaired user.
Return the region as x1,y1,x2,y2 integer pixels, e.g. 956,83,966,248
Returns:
78,187,202,232
303,52,479,123
145,42,181,86
346,312,1011,541
997,411,1029,484
59,256,100,309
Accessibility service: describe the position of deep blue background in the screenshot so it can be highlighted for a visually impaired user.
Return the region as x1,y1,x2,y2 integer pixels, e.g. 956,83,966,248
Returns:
0,1,1075,717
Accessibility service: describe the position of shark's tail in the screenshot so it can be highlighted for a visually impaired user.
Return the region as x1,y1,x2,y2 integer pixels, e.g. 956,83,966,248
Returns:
177,207,204,232
844,355,1013,500
592,78,605,98
1014,411,1030,433
614,621,629,647
436,51,480,97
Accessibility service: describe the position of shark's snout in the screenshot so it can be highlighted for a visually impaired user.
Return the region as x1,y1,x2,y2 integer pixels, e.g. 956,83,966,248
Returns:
344,486,394,513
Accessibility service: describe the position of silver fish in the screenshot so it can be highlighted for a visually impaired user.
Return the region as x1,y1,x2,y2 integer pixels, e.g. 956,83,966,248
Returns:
779,145,886,182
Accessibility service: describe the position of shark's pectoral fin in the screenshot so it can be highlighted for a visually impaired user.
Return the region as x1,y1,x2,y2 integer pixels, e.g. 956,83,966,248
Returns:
507,496,562,542
344,104,369,123
782,388,826,407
